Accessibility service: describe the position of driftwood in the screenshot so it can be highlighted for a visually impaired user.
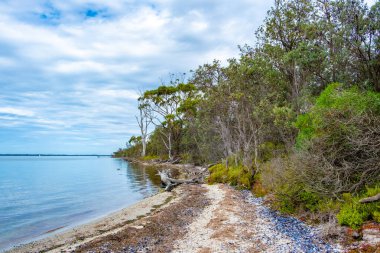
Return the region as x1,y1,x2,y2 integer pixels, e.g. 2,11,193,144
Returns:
207,163,217,168
359,193,380,203
157,169,203,191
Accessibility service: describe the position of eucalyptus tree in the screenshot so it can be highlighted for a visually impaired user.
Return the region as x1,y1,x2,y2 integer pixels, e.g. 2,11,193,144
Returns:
141,82,199,160
136,98,151,157
330,0,380,91
258,0,318,109
258,0,380,102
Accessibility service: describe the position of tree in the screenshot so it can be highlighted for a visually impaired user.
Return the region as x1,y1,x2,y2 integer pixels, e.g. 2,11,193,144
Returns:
141,79,198,160
136,98,151,157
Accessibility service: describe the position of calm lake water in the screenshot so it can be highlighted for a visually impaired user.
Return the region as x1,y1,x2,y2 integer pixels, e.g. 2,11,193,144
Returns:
0,156,161,252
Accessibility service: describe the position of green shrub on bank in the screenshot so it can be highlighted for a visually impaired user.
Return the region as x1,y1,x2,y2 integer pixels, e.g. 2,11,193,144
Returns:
208,163,253,189
293,83,380,196
274,184,322,214
295,83,380,149
259,157,311,213
252,173,268,197
337,185,380,229
180,152,192,164
260,154,379,228
141,155,160,161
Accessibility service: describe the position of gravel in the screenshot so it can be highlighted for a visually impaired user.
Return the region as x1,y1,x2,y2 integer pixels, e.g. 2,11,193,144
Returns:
242,190,342,253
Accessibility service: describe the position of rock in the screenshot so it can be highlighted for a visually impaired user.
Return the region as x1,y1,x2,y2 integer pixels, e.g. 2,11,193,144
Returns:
362,223,380,246
352,231,361,239
347,227,361,240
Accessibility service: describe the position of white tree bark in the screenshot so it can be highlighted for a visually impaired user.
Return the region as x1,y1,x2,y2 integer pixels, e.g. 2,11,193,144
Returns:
136,100,151,157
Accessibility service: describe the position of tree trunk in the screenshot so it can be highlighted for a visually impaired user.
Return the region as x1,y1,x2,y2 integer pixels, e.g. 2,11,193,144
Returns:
168,134,172,160
141,135,147,157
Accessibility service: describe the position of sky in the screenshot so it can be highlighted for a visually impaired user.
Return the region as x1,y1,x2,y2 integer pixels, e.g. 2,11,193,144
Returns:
0,0,376,155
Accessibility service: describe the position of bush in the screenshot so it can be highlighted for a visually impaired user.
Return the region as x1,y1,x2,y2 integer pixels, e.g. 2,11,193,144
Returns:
259,141,286,162
208,164,229,184
261,154,379,226
260,156,323,214
141,155,160,161
294,83,380,195
208,162,253,189
252,173,268,197
337,186,380,229
275,186,322,214
179,152,192,164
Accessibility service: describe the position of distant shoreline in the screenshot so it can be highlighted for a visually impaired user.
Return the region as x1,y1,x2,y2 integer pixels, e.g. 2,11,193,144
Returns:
0,154,111,157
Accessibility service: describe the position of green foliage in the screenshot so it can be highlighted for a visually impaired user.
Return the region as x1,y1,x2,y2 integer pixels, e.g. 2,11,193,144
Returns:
179,152,192,164
337,206,366,229
208,164,228,184
295,83,380,148
208,163,253,189
252,174,268,197
337,185,380,228
293,83,380,195
373,211,380,223
275,184,321,214
259,142,286,162
315,199,341,218
113,148,127,158
141,155,160,161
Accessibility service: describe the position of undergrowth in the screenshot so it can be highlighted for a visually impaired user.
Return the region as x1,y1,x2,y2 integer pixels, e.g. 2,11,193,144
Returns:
208,162,253,189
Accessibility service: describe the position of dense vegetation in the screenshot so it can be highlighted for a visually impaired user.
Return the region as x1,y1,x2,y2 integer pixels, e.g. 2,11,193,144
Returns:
114,0,380,229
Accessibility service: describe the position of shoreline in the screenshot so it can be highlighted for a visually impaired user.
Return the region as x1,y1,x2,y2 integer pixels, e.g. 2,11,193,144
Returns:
6,190,176,253
4,158,202,253
5,159,375,252
7,181,379,252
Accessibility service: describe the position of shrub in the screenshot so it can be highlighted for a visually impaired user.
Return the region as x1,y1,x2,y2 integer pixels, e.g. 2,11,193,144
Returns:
260,156,323,214
373,211,380,223
299,190,320,212
294,83,380,195
252,174,268,197
208,164,228,184
275,186,322,214
259,142,286,162
337,186,380,228
179,152,192,164
141,155,160,161
208,162,253,189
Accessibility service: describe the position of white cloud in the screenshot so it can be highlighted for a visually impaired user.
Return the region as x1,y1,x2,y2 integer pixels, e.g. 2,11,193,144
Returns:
0,107,35,117
0,0,273,153
93,89,139,100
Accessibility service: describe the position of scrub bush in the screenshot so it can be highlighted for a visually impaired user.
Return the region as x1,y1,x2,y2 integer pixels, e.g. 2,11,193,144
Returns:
294,83,380,195
337,186,380,229
208,162,253,189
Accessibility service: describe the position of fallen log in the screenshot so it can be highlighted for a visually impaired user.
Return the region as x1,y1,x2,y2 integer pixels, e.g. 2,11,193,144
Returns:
157,170,202,191
359,193,380,203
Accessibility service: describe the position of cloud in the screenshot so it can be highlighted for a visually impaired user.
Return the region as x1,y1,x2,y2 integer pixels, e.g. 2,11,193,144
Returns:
0,0,376,154
0,0,275,153
0,107,35,117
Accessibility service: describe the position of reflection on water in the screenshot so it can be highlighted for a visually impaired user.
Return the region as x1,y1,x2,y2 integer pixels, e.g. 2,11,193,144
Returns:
0,156,160,252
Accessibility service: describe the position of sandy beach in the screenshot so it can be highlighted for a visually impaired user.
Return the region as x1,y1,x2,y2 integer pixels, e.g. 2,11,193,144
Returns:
6,183,350,253
7,190,175,253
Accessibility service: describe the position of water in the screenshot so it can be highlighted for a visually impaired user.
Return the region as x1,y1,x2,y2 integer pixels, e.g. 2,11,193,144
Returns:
0,156,161,251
